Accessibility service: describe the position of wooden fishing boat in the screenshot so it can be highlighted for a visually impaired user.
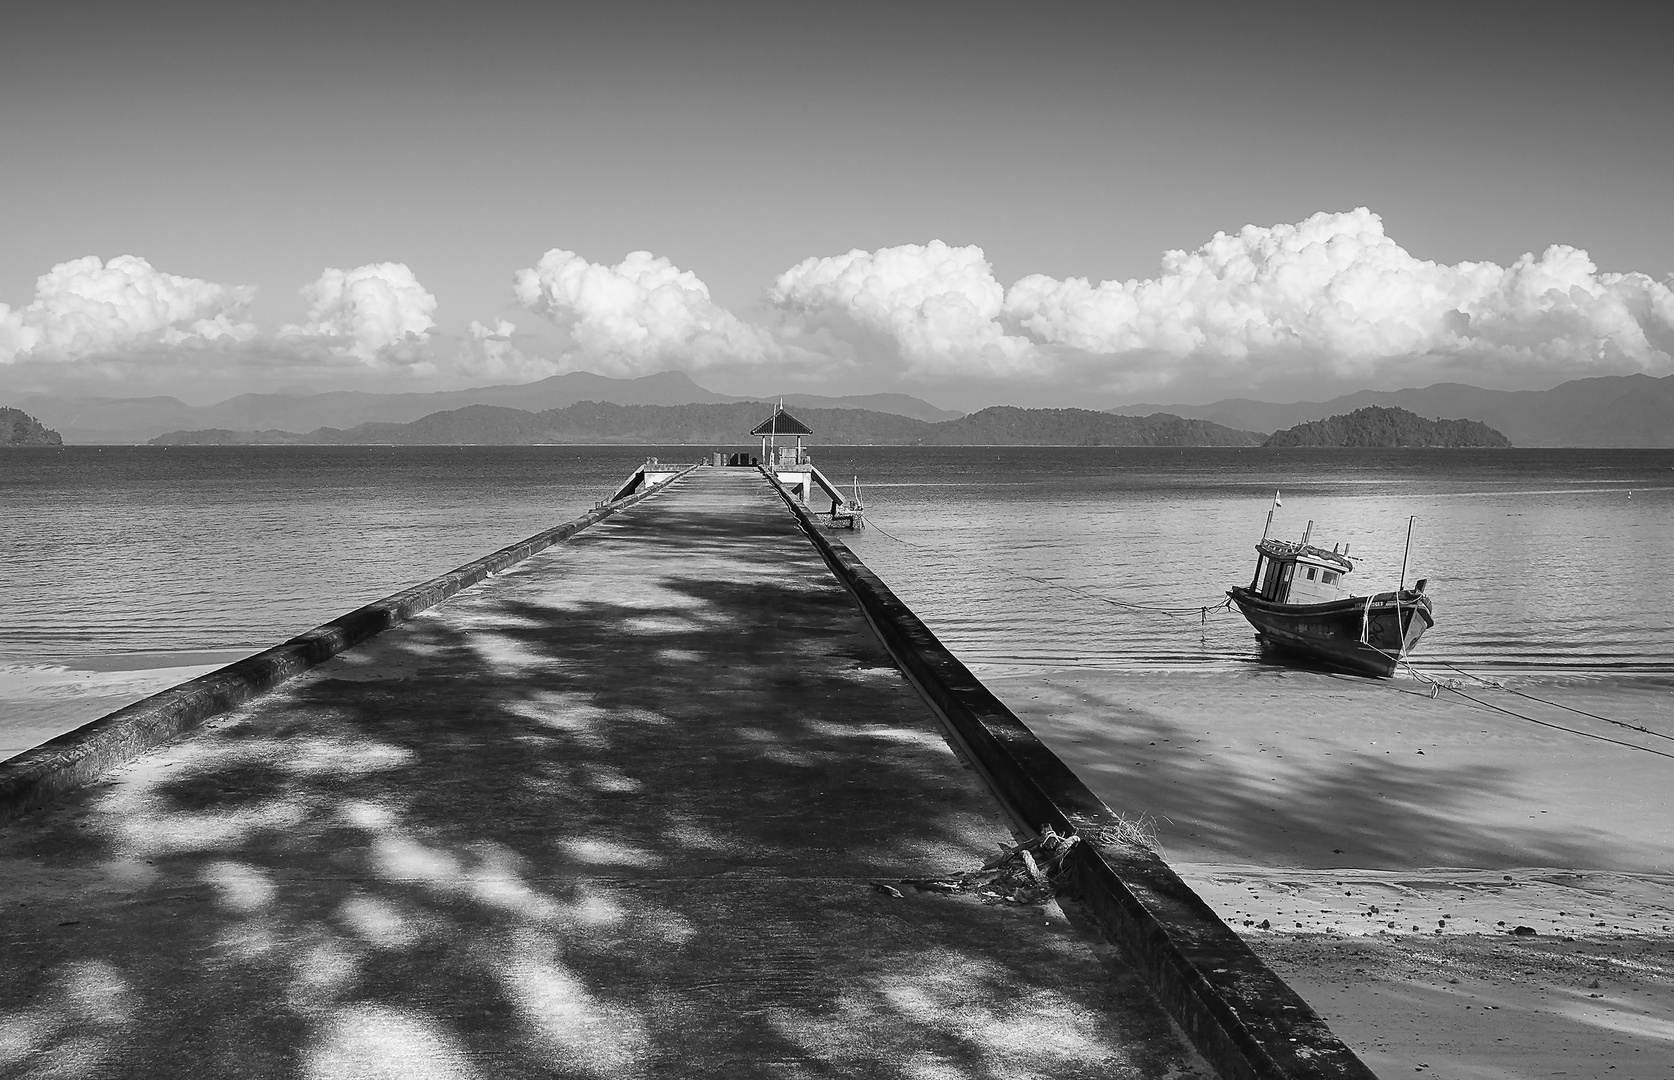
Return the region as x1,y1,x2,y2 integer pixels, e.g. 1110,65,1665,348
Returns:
1227,520,1433,677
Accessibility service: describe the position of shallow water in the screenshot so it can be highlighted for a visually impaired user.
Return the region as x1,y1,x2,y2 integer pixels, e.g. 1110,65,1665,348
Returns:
4,445,1672,682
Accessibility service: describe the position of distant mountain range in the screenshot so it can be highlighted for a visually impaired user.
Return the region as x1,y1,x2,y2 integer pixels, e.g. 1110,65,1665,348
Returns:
149,403,1264,448
6,371,963,444
11,368,1674,446
1110,373,1674,447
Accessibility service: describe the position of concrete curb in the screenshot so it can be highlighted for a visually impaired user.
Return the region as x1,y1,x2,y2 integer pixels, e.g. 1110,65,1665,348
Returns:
0,465,701,829
768,473,1376,1080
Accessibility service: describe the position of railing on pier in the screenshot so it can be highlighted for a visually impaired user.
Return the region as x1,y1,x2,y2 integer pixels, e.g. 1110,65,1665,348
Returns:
609,458,699,502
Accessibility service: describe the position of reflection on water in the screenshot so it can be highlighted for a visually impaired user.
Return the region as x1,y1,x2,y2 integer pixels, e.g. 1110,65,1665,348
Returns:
3,445,1672,681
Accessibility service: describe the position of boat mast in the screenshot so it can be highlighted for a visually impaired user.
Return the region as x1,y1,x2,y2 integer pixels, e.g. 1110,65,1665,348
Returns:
1397,516,1414,593
1261,489,1280,541
1395,516,1415,659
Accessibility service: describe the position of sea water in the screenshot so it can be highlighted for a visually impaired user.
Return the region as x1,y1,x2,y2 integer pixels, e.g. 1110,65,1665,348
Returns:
818,446,1674,679
4,445,1672,681
2,445,668,661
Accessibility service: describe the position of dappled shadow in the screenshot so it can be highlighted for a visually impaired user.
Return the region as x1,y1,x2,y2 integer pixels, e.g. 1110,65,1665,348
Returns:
0,472,1198,1078
1008,671,1660,872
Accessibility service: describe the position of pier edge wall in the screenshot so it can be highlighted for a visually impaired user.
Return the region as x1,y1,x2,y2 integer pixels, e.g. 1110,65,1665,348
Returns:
766,469,1377,1080
0,465,700,828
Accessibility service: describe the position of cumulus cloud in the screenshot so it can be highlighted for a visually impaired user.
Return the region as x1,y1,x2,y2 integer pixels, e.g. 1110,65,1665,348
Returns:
282,262,438,367
770,240,1035,377
769,210,1674,397
1004,208,1674,380
512,249,781,375
0,255,256,364
10,220,1670,404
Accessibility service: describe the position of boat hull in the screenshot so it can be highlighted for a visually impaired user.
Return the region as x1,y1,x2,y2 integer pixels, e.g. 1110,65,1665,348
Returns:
1227,588,1433,677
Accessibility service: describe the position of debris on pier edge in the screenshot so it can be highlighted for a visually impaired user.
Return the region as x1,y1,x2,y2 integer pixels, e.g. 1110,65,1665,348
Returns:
889,824,1082,905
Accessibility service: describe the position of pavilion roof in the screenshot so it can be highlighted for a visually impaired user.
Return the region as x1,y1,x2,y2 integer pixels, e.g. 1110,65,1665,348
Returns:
750,408,814,437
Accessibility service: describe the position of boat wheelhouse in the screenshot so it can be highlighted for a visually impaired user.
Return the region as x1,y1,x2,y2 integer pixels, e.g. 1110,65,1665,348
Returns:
1227,521,1433,678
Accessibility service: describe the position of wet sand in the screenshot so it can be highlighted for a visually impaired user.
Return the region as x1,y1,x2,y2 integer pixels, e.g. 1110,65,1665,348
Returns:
0,651,258,762
987,666,1674,1078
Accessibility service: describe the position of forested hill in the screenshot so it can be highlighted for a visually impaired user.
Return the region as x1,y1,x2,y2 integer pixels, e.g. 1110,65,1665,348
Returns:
0,407,63,446
920,406,1262,445
1264,406,1511,447
150,401,1264,447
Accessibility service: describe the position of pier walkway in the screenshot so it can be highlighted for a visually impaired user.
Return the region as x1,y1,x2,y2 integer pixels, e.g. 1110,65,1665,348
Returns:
0,468,1206,1078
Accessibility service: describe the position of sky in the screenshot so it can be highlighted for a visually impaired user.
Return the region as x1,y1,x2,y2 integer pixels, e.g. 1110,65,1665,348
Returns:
1,0,1670,410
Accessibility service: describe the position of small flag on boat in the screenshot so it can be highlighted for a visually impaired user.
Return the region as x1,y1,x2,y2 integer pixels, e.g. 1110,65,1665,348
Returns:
1273,490,1282,508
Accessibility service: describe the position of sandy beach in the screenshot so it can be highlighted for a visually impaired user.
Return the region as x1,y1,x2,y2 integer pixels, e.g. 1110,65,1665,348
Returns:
7,649,1672,1074
987,666,1674,1078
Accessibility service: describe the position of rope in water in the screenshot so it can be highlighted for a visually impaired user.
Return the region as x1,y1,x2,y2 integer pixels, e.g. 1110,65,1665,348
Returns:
1369,649,1674,761
1420,657,1674,744
864,515,1236,621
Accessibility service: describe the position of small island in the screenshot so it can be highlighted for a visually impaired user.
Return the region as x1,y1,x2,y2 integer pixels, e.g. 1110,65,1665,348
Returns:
1264,406,1510,447
0,407,63,446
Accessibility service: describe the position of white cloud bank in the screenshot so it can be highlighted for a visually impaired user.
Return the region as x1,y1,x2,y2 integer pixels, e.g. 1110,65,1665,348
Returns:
0,255,256,364
1,256,451,398
0,257,440,374
5,213,1670,404
1008,208,1674,381
771,208,1674,397
511,249,783,376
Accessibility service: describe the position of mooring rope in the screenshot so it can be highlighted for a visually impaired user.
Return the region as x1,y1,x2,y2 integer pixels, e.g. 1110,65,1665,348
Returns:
1365,648,1674,761
1431,681,1674,760
1416,657,1674,744
863,514,1235,621
1368,632,1674,744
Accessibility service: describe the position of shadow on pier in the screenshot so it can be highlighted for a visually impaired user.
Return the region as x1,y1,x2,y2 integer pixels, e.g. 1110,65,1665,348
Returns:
0,472,1199,1078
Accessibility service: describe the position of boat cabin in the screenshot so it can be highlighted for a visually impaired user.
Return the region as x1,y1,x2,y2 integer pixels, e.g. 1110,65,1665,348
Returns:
1248,537,1355,606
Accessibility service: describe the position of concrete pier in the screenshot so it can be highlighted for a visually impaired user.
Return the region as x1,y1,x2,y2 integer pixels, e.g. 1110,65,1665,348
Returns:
0,469,1218,1078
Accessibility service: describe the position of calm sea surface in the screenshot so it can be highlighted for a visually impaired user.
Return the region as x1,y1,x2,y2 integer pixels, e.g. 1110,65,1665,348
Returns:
4,445,1673,681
